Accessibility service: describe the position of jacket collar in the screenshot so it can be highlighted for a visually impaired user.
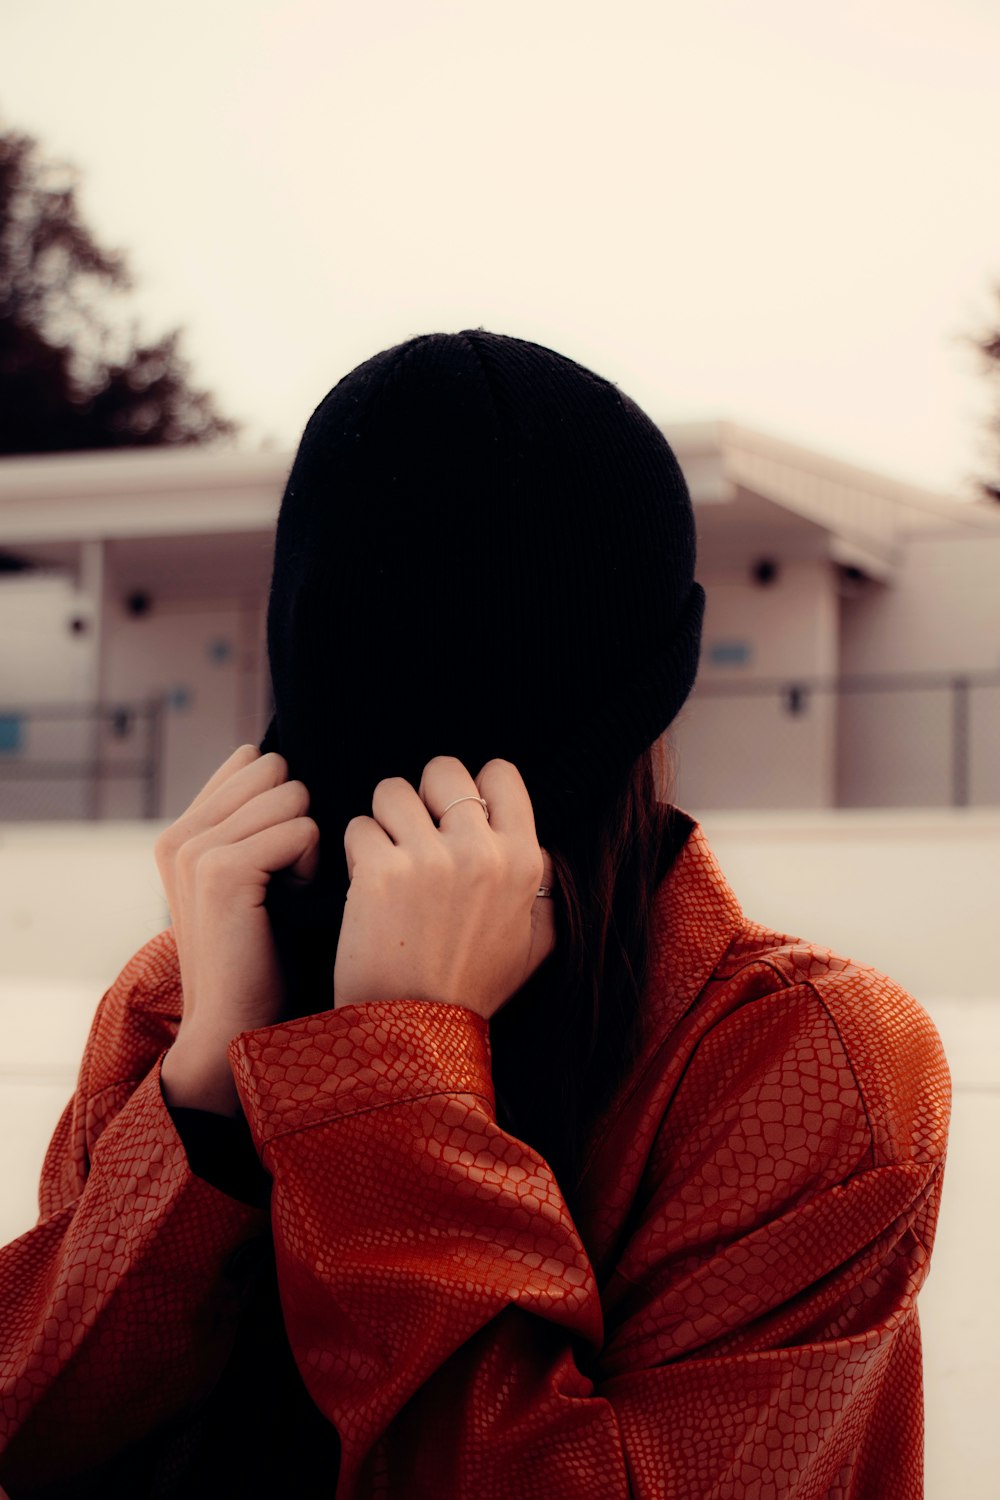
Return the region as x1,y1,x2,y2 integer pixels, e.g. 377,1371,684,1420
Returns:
639,805,746,1049
574,807,748,1249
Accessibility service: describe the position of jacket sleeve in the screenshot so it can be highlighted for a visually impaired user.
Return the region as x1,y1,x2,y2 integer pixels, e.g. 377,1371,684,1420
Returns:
0,930,270,1491
227,968,950,1500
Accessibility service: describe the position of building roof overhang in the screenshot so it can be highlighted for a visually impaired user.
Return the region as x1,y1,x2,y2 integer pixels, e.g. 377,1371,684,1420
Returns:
662,420,1000,580
0,426,997,585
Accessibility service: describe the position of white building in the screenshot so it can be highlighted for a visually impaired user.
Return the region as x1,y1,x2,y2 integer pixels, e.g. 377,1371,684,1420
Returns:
2,434,998,1500
0,423,998,819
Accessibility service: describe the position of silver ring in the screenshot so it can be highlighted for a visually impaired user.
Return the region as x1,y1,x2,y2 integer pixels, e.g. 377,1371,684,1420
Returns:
439,795,490,821
438,797,554,899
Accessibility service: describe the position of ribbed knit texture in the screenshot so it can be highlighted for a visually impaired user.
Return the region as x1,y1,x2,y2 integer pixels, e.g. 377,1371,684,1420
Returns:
259,328,704,939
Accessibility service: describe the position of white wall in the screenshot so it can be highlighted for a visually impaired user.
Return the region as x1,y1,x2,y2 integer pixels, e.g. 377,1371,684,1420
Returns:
697,560,840,681
0,571,98,819
0,570,95,704
690,805,1000,999
673,558,840,809
0,569,270,821
102,595,268,819
0,820,168,985
840,533,1000,677
838,532,1000,807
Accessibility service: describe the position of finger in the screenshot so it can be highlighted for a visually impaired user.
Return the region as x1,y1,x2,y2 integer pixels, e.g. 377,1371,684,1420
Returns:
200,817,321,899
475,760,551,892
186,743,261,814
371,775,437,846
473,759,538,845
343,813,395,886
186,779,310,859
419,755,489,833
178,752,291,841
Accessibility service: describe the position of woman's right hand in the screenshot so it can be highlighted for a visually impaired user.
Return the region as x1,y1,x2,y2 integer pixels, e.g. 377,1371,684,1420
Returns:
156,745,320,1116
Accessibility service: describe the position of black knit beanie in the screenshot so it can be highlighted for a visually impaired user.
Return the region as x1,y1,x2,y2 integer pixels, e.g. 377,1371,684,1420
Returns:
259,329,704,955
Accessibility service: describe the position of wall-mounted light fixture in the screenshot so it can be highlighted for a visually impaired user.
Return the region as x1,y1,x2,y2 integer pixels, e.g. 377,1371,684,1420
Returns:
125,590,152,618
752,558,779,587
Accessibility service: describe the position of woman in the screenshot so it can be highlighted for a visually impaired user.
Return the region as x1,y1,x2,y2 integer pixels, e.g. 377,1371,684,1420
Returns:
0,331,950,1498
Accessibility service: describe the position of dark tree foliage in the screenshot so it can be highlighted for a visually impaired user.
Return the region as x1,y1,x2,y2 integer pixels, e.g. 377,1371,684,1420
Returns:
0,123,240,454
968,283,1000,504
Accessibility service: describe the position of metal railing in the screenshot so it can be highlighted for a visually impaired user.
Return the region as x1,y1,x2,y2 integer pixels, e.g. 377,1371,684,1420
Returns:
0,671,997,820
0,700,163,821
672,669,1000,811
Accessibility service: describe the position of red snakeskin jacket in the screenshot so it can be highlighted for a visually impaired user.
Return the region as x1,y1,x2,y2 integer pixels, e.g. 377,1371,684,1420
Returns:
0,813,950,1498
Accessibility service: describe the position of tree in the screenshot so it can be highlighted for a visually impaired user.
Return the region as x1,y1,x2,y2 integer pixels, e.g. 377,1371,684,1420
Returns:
0,122,240,454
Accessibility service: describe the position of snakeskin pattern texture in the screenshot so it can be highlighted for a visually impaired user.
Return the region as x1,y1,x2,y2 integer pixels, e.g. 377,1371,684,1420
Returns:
0,815,950,1498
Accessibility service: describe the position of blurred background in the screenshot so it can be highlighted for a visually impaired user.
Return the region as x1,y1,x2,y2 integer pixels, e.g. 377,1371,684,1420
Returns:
1,1,998,1493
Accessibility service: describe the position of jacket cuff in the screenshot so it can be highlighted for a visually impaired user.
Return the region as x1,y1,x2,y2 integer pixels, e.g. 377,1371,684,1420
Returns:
166,1104,272,1211
227,1000,495,1156
91,1054,270,1244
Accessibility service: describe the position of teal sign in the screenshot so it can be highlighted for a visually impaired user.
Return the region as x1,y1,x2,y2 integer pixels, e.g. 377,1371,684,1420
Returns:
708,640,752,667
0,715,23,754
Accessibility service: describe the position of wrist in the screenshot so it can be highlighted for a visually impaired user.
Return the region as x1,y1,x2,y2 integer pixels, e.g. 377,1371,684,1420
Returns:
161,1035,242,1118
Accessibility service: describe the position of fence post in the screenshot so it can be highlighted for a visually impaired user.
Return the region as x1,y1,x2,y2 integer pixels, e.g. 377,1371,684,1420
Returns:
88,702,102,821
952,678,970,807
145,697,164,820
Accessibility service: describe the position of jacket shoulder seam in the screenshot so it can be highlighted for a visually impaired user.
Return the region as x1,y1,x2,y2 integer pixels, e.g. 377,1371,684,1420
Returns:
710,949,880,1170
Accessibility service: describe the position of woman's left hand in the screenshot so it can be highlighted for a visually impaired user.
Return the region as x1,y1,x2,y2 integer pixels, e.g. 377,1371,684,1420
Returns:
334,756,557,1021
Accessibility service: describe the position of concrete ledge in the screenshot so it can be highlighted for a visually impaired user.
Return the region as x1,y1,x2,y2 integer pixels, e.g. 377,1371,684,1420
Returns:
690,805,999,999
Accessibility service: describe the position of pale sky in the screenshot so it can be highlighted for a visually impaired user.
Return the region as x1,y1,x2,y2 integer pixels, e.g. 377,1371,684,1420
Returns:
3,0,999,498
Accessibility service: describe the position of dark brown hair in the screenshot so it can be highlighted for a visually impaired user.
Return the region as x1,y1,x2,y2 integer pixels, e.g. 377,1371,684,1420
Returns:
488,735,684,1219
